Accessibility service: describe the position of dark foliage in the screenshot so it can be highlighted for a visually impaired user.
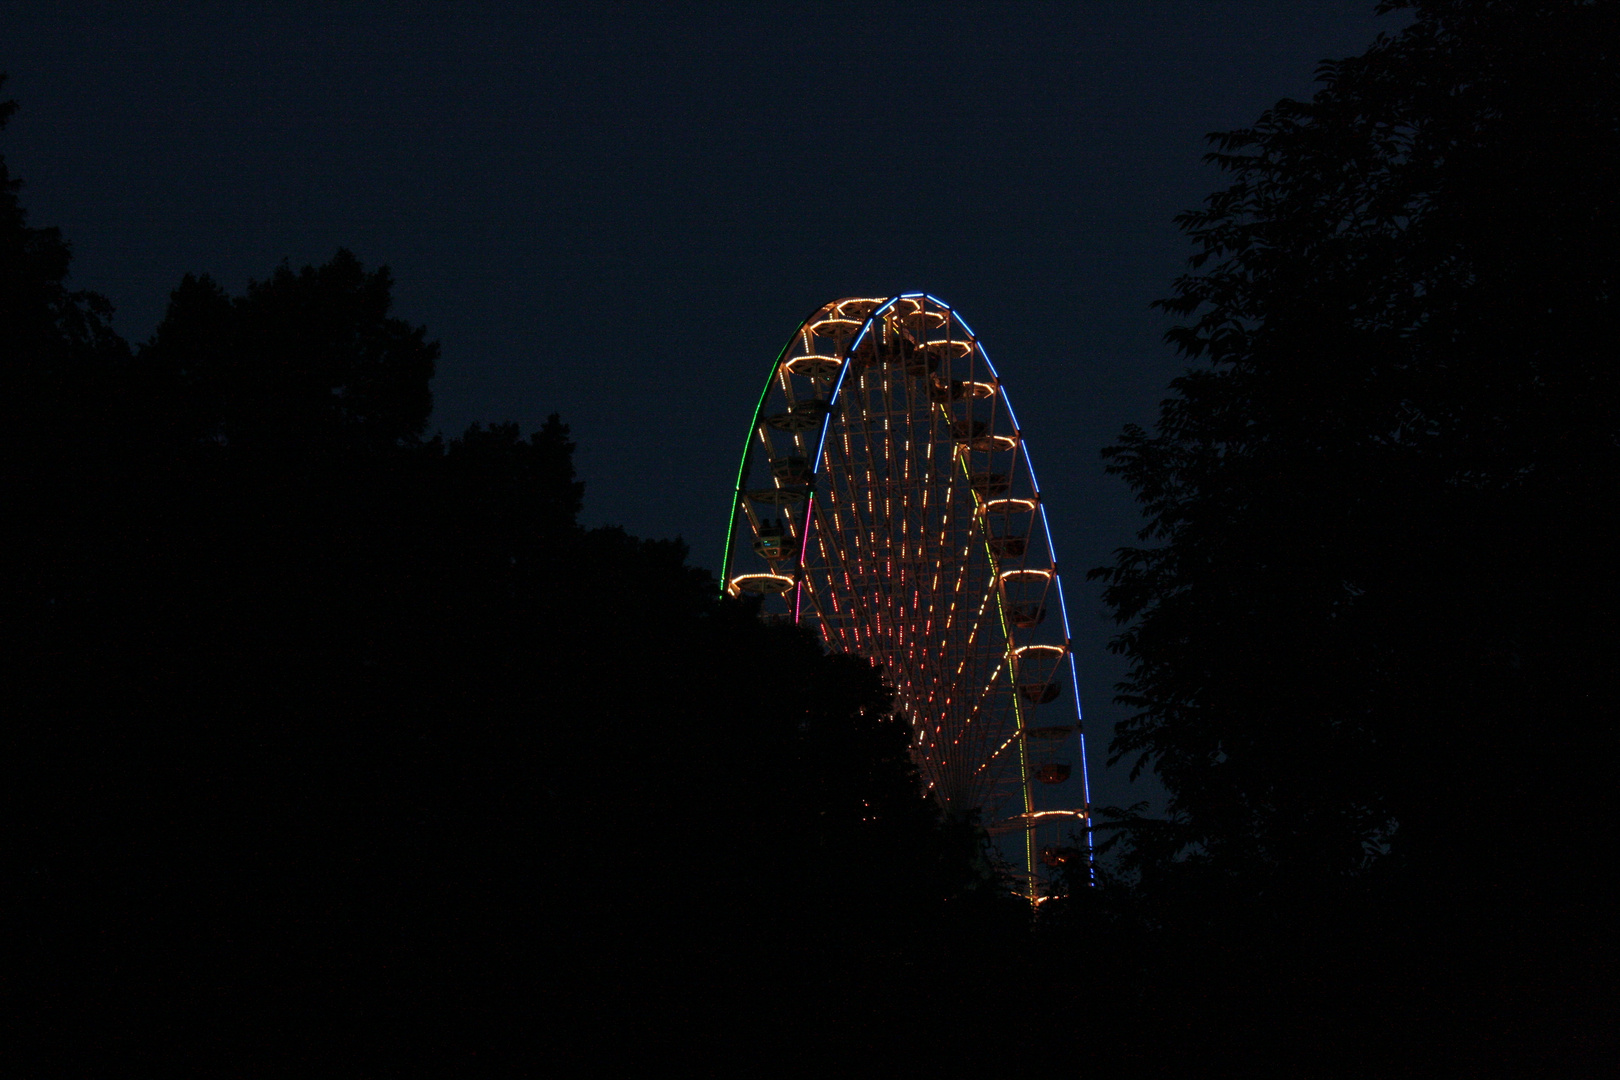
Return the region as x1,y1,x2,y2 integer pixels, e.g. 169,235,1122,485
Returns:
1080,1,1618,1071
1095,0,1618,895
0,80,1018,1067
144,256,436,457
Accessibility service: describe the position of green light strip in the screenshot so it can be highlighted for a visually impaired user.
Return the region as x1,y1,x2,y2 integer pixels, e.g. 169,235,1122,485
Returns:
719,328,804,596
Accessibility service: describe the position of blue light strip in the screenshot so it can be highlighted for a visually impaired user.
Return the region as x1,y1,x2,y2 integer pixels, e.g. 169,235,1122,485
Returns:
944,295,1096,879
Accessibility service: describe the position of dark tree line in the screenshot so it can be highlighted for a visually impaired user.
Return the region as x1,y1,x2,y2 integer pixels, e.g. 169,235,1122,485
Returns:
1084,1,1617,1071
0,78,1030,1069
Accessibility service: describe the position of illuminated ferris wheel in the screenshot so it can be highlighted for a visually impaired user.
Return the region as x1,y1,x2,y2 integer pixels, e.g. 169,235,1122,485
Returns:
721,295,1092,900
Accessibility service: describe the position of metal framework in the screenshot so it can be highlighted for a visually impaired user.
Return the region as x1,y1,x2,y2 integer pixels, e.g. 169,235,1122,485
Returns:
721,295,1092,900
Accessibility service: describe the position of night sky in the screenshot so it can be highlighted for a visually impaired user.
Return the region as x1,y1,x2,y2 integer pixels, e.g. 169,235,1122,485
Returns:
2,2,1401,812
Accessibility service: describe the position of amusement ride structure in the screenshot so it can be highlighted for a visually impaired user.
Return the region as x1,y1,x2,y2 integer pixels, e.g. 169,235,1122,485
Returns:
721,295,1092,901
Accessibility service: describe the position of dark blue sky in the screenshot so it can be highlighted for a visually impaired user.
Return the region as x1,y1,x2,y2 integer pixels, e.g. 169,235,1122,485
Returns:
2,1,1401,811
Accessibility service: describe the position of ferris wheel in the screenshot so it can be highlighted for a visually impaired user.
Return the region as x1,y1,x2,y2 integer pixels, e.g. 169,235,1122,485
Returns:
721,294,1092,901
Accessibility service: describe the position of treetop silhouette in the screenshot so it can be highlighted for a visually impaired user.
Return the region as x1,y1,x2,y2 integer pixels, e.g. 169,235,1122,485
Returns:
1091,0,1619,905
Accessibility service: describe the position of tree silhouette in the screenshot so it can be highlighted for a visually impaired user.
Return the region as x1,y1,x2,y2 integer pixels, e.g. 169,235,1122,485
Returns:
0,79,123,384
1081,3,1618,1068
2,82,1010,1061
143,255,435,457
1093,0,1618,898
